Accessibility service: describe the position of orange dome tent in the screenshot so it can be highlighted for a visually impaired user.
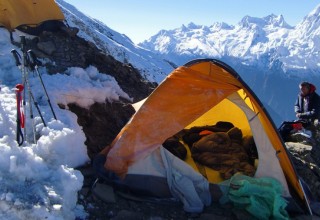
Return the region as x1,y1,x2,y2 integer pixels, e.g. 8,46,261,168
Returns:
99,59,313,215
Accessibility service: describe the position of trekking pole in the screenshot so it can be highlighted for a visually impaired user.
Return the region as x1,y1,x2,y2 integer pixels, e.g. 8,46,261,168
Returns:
21,36,46,143
28,86,47,128
14,84,25,146
11,48,27,139
21,50,47,129
20,36,28,113
12,36,47,144
27,50,57,120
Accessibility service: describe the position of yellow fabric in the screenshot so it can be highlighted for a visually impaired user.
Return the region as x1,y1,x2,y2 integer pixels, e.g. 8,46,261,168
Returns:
104,60,305,204
186,96,252,136
0,0,64,30
105,65,241,175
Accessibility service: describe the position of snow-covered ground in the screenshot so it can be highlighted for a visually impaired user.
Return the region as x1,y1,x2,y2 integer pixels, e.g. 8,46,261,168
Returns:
0,28,131,219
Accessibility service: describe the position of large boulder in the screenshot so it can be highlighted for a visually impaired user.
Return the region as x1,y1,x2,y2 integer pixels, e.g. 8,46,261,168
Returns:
285,142,320,200
67,101,135,159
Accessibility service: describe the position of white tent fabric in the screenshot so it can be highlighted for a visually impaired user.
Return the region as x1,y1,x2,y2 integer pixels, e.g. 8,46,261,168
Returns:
227,92,290,197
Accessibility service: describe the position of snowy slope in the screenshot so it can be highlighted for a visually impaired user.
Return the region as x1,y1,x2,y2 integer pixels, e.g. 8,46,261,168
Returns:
0,24,133,218
285,5,320,72
1,0,175,218
56,0,174,83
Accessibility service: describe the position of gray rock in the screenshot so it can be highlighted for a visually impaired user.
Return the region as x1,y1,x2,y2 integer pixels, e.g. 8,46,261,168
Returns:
37,41,56,55
92,183,116,203
285,141,320,201
286,142,312,153
111,210,143,220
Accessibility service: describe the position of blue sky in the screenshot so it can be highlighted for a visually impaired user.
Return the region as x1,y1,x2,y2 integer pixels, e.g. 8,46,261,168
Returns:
64,0,320,44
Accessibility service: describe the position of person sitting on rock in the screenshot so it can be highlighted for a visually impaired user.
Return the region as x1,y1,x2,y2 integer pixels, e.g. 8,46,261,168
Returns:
295,81,320,125
294,81,320,142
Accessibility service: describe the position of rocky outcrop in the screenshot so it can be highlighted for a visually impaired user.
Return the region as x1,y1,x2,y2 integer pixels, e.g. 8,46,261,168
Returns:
66,101,135,159
17,26,156,102
286,142,320,200
13,26,155,157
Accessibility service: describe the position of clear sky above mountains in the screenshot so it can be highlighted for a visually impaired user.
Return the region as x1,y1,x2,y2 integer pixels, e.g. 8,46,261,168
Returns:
64,0,320,44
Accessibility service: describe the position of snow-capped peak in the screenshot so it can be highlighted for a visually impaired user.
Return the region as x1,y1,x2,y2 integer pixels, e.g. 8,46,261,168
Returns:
264,14,291,28
239,14,291,29
186,22,200,29
308,3,320,18
294,4,320,37
209,22,233,31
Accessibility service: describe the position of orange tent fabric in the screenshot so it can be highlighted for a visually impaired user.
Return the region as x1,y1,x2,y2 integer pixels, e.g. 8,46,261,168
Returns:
0,0,64,30
102,59,309,211
105,64,241,175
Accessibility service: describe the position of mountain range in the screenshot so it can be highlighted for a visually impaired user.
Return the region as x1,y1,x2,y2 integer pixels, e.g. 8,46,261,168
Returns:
58,0,320,125
140,6,320,73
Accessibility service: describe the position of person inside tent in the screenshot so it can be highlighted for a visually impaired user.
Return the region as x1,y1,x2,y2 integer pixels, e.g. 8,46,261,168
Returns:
294,81,320,125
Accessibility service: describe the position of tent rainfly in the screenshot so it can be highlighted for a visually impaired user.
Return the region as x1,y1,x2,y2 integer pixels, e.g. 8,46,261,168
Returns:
0,0,64,32
97,59,313,215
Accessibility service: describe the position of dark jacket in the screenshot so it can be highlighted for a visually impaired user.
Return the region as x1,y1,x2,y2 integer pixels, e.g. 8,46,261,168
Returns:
294,84,320,121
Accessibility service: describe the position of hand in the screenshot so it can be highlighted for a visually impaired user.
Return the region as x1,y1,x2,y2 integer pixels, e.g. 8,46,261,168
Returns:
296,113,301,118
